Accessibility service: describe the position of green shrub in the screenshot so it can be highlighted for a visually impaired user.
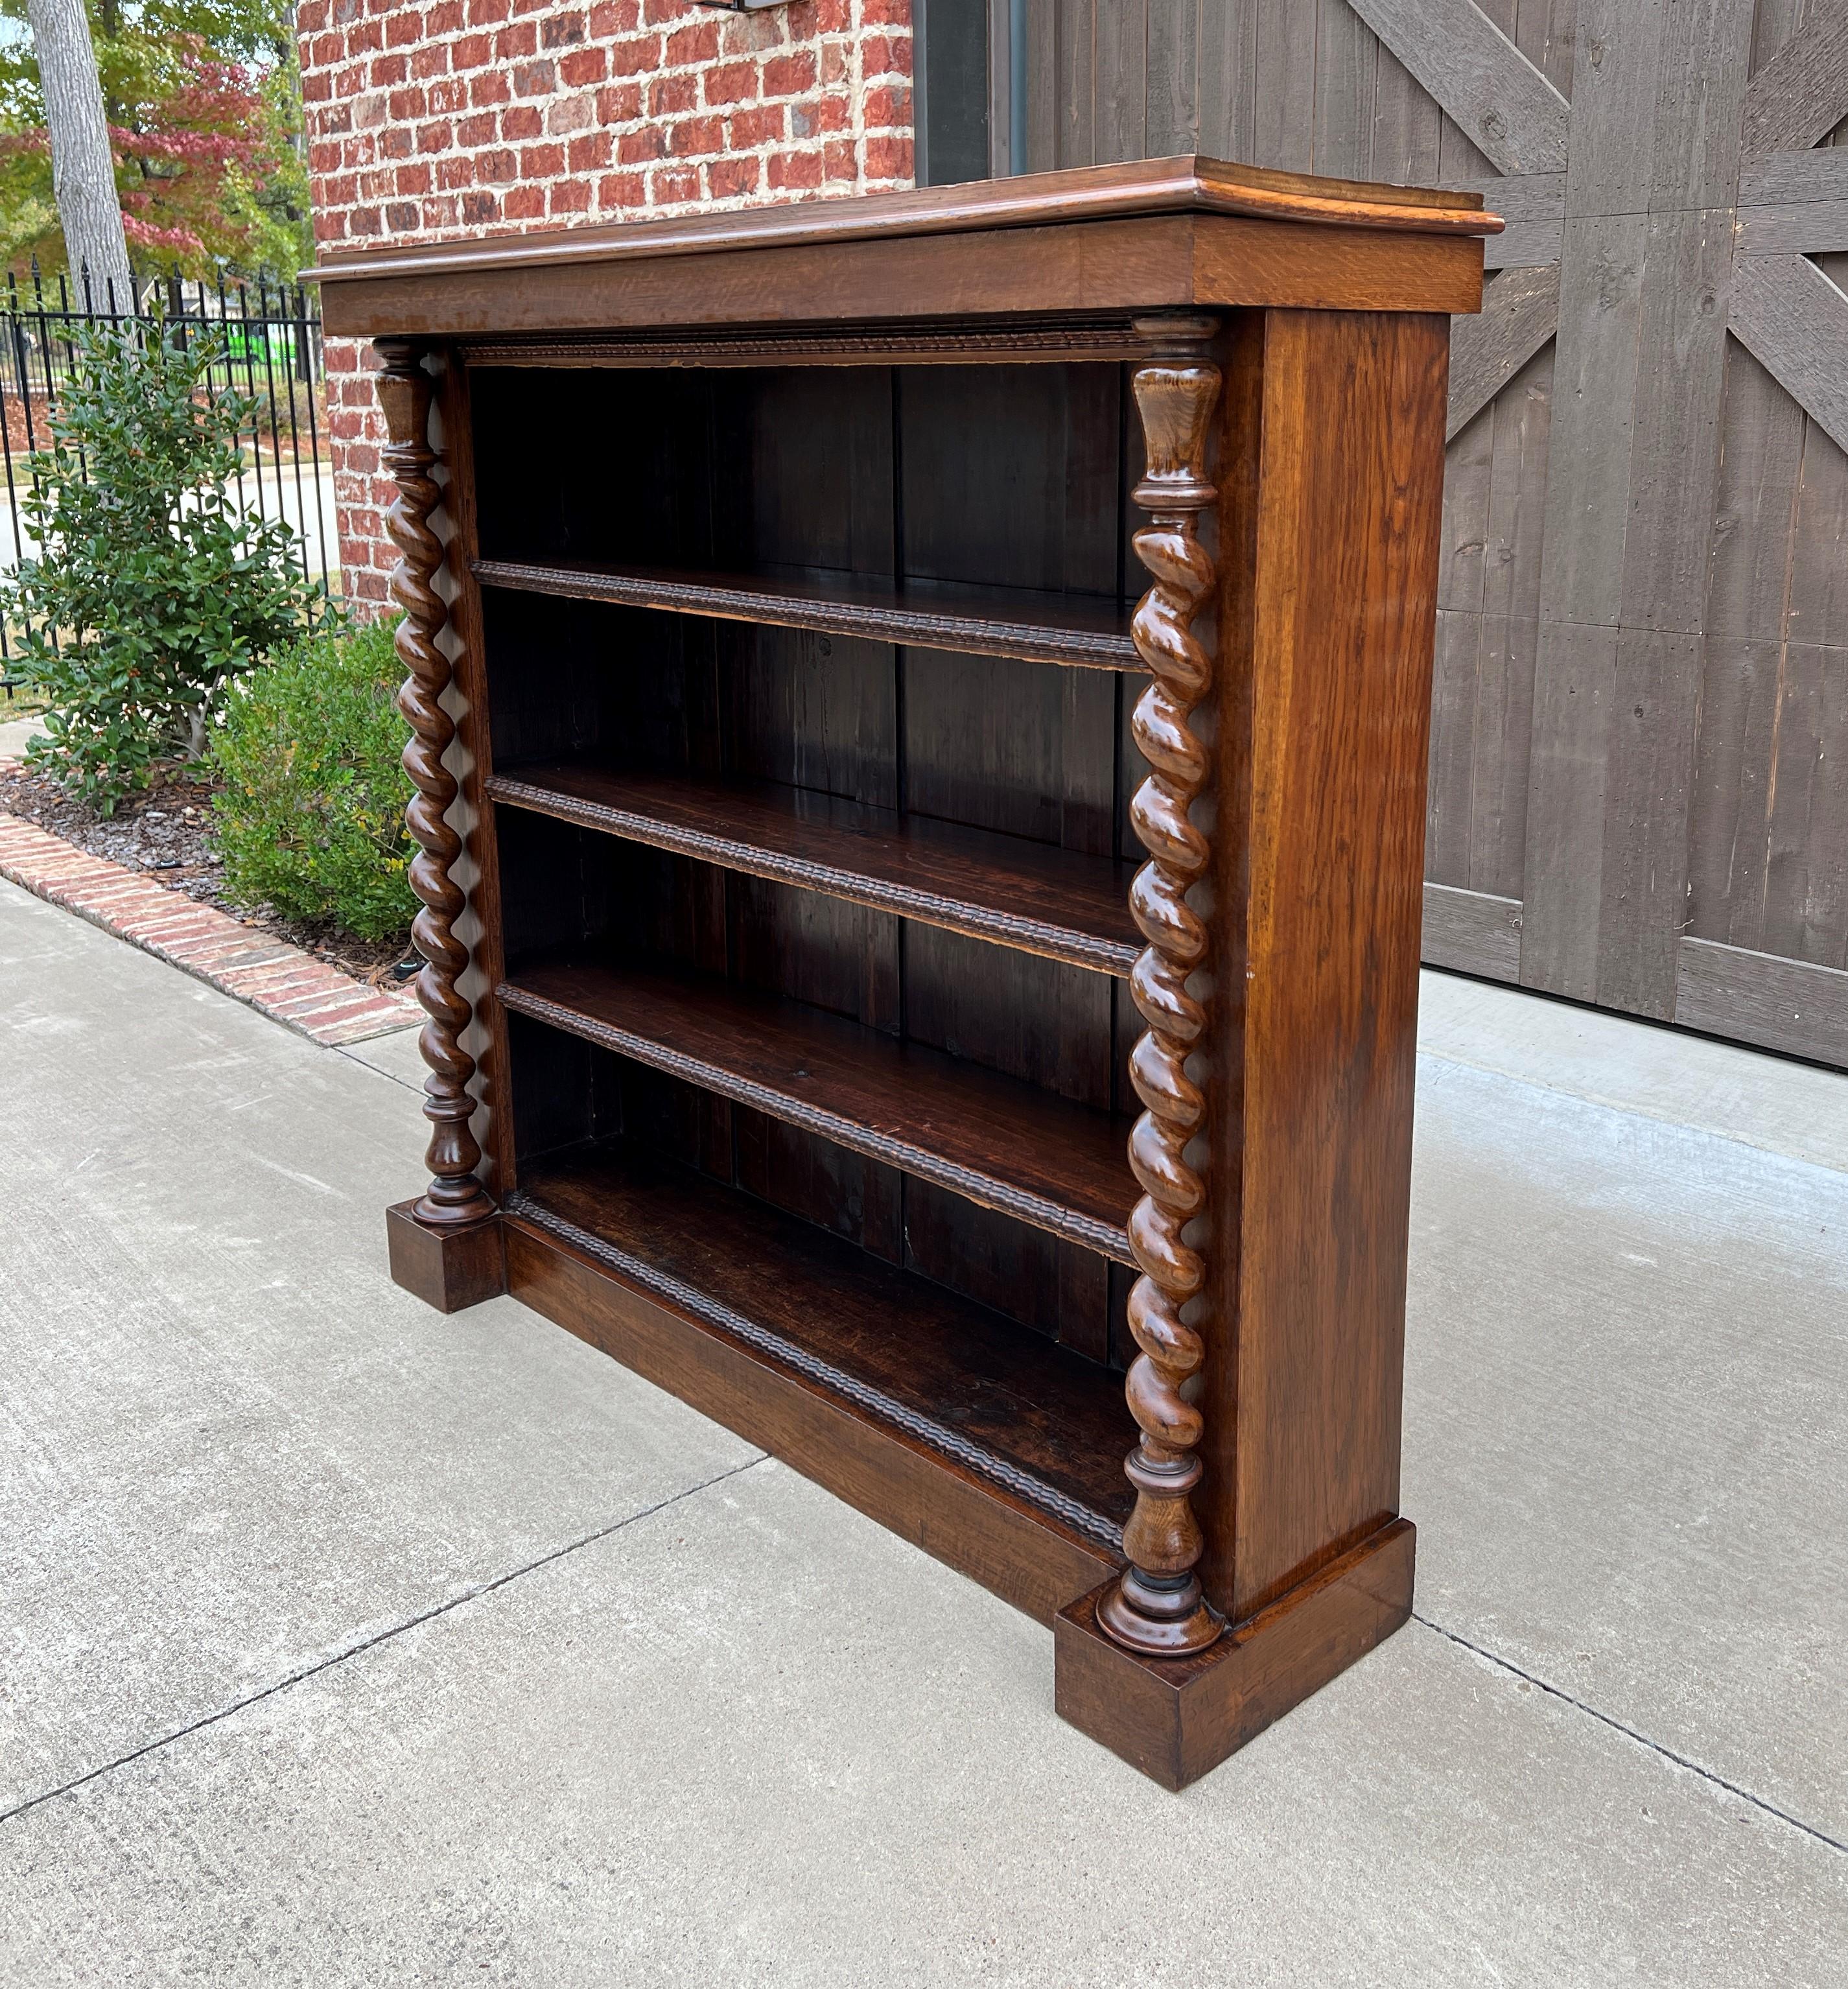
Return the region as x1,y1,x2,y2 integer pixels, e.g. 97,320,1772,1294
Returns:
211,618,416,945
1,305,323,812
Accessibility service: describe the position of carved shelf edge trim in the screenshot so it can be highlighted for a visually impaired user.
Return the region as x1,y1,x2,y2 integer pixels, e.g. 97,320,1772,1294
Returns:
473,560,1141,672
486,773,1140,980
458,316,1157,370
496,981,1136,1266
506,1191,1127,1557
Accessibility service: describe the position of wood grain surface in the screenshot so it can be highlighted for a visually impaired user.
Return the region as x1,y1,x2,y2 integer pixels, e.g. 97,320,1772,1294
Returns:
500,959,1138,1261
1056,1518,1415,1787
487,762,1140,977
473,558,1140,671
314,150,1498,286
1200,306,1448,1622
508,1142,1132,1589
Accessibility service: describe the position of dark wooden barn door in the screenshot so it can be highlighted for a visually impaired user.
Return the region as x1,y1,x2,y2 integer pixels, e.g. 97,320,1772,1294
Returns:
939,0,1848,1068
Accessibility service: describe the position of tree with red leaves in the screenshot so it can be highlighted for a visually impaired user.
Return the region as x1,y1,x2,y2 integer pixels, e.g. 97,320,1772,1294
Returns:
0,0,310,279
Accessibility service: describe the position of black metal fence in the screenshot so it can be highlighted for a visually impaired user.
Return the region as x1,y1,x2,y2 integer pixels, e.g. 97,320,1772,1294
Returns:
1,265,338,692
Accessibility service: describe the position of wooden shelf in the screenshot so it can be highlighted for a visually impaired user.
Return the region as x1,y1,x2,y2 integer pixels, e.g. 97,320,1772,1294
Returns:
488,762,1142,978
508,1141,1132,1555
473,558,1141,672
498,959,1136,1263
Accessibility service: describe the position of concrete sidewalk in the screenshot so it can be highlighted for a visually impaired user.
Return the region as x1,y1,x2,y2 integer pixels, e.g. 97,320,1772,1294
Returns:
2,871,1844,1985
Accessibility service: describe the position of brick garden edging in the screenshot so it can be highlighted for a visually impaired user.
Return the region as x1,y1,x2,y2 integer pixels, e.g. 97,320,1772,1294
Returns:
0,799,420,1048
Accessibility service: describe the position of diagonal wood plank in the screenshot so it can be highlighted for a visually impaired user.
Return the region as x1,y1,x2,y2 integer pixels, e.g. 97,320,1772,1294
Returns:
1729,253,1848,461
1446,263,1560,438
1421,882,1523,982
1740,5,1848,157
1345,0,1571,176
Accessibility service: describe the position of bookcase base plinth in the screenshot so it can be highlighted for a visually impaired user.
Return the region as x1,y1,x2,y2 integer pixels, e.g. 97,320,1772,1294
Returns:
1054,1517,1416,1789
386,1201,508,1313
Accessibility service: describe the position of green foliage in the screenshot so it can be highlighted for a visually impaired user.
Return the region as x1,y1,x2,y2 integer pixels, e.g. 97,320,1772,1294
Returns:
210,617,415,945
2,304,321,810
0,0,312,277
223,47,316,280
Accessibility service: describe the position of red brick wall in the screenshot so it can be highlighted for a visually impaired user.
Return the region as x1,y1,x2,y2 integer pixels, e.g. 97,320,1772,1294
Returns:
298,0,915,606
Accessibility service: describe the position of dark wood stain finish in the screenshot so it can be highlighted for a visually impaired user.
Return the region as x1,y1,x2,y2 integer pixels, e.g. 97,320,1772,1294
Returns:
498,959,1138,1259
357,158,1477,1789
1099,314,1228,1660
486,763,1141,973
1202,305,1449,1621
384,1199,507,1313
502,1201,1122,1625
317,156,1493,338
1057,1518,1416,1789
515,1144,1131,1539
434,354,515,1199
377,342,497,1228
473,559,1141,670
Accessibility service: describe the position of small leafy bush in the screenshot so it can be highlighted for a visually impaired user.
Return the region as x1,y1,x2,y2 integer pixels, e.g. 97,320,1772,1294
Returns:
1,304,322,812
211,618,416,945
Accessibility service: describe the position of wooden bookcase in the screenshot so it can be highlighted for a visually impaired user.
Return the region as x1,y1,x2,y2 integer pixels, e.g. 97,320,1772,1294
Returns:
316,157,1497,1789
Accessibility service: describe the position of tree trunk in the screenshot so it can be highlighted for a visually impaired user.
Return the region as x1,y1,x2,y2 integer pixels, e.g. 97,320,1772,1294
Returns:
25,0,133,305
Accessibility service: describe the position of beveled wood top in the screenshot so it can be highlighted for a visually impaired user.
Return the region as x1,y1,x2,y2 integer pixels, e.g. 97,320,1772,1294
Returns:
314,154,1501,286
311,155,1502,338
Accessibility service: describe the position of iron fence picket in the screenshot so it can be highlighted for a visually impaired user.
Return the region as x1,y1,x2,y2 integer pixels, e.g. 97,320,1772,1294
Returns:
0,356,17,666
262,276,318,596
0,265,339,696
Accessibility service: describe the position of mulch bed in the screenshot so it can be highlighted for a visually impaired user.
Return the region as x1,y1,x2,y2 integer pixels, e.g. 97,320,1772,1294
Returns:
0,757,417,989
3,394,53,457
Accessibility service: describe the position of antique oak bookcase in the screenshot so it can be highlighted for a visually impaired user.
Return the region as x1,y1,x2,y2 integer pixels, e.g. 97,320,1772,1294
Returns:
315,158,1497,1789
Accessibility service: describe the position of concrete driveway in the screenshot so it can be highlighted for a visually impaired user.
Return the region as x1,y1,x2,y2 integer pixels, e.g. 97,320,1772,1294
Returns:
2,871,1844,1985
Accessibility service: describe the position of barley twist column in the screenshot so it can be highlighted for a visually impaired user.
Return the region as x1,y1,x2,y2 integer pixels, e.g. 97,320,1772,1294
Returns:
377,338,494,1228
1097,315,1224,1658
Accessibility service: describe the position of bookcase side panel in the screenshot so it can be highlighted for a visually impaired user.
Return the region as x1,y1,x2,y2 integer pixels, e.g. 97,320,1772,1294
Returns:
1199,307,1450,1622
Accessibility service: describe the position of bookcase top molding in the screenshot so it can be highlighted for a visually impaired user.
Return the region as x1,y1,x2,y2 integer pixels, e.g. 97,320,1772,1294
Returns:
312,155,1502,340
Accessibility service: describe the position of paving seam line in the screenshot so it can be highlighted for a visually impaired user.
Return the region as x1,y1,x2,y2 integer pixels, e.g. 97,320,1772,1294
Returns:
336,1038,427,1092
0,773,418,1048
0,1454,769,1831
1412,1612,1847,1856
8,763,1837,1847
5,1484,1833,1849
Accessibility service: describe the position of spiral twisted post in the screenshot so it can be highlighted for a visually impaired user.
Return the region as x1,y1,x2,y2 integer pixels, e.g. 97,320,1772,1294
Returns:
377,338,494,1229
1097,316,1224,1658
